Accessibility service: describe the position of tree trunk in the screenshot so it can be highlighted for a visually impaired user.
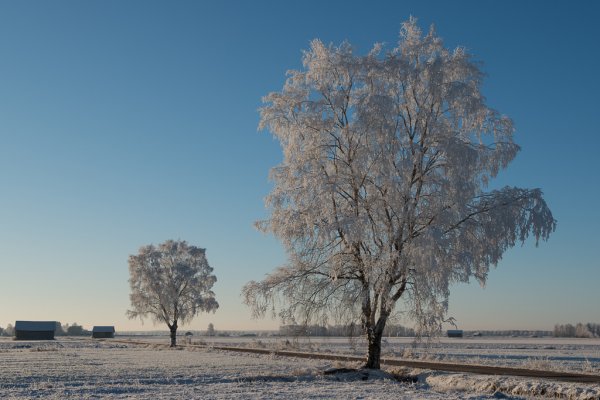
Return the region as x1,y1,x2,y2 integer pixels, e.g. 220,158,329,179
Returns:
364,326,384,369
169,322,178,347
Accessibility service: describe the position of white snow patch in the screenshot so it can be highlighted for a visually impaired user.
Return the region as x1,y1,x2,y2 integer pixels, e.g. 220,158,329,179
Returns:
424,371,600,400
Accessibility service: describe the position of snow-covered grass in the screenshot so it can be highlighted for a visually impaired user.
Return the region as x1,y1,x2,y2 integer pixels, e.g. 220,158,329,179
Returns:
192,336,600,374
1,337,599,399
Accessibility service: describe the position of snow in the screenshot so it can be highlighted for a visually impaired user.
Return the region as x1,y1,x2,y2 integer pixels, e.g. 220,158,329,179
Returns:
1,337,599,399
425,373,600,400
194,336,600,374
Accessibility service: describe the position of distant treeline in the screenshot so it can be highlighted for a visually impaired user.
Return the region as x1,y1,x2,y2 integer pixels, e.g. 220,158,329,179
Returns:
464,330,552,337
55,322,91,336
276,325,573,338
279,324,415,337
553,323,600,338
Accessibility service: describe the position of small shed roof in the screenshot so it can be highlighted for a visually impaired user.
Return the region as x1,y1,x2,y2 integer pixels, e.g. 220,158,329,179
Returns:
92,326,115,333
15,321,57,331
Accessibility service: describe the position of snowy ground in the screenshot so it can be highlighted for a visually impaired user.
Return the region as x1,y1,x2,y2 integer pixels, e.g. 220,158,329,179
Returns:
193,336,600,374
1,337,599,399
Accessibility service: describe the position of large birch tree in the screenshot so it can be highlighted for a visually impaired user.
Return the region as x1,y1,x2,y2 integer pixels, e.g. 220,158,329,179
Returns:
243,18,556,369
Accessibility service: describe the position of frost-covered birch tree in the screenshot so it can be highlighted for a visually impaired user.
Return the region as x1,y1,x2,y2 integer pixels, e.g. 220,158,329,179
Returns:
243,18,556,369
127,240,218,347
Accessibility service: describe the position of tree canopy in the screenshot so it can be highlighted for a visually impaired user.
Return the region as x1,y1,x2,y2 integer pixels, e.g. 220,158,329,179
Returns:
243,18,556,369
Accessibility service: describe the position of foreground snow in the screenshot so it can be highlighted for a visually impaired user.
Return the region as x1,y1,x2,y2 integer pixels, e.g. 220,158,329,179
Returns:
0,338,599,399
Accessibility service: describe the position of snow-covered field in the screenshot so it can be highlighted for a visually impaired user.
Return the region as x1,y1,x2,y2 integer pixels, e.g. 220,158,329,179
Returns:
1,337,599,399
196,336,600,374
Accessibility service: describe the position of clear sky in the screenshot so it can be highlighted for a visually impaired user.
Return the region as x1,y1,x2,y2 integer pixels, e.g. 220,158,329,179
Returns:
0,0,598,333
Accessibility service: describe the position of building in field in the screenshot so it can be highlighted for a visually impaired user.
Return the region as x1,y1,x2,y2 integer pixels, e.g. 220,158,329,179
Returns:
92,326,115,338
447,329,464,338
14,321,57,340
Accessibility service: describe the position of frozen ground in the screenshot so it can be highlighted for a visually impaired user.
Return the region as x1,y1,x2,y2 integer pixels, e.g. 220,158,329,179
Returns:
191,336,600,374
1,337,599,399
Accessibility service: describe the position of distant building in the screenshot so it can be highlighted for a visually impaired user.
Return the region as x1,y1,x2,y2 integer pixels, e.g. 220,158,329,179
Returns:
92,326,115,338
447,329,463,338
15,321,57,340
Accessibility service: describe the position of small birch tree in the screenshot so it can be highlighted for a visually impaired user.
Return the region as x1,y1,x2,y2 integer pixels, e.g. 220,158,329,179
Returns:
207,322,215,337
127,240,218,347
243,18,556,369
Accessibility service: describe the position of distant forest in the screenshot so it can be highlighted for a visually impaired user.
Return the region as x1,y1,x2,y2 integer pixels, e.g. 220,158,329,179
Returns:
278,325,556,338
279,324,415,337
553,323,600,338
463,330,551,337
278,323,600,338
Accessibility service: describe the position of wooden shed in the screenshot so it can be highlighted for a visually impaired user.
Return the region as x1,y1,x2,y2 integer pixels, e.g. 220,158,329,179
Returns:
92,326,115,338
15,321,57,340
447,329,464,338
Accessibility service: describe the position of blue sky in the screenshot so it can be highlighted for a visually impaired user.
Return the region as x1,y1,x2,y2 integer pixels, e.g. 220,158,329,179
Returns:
0,0,598,332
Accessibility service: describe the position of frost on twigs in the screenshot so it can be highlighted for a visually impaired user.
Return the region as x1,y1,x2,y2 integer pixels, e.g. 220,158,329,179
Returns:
245,17,556,369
